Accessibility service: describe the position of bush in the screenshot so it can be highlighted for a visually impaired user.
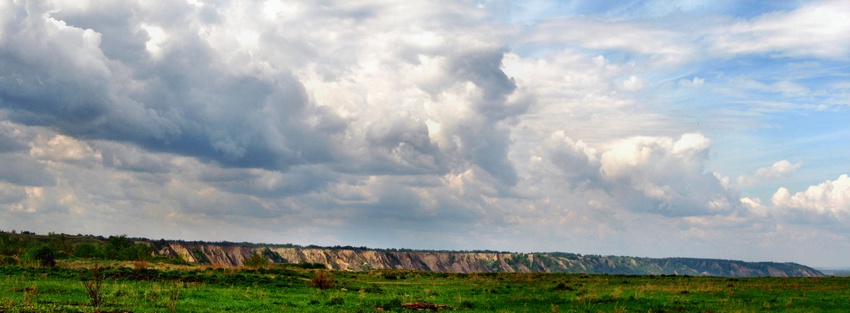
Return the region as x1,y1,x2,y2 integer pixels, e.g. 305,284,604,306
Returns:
118,243,152,261
74,243,103,258
80,263,105,307
310,271,336,290
26,245,56,267
243,252,269,268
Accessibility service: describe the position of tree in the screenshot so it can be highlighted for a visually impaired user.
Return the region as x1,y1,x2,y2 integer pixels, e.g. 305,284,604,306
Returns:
74,243,103,258
118,243,152,261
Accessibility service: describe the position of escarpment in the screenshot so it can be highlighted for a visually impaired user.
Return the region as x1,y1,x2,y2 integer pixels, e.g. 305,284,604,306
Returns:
152,242,823,277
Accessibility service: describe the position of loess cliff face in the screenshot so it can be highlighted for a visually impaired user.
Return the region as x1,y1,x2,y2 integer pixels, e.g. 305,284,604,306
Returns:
152,242,824,277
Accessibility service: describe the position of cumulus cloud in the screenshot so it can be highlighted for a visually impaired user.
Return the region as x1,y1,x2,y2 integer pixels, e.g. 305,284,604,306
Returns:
598,133,740,216
545,132,740,217
544,131,600,189
737,160,802,186
0,0,848,266
29,134,102,165
772,174,850,220
0,1,343,171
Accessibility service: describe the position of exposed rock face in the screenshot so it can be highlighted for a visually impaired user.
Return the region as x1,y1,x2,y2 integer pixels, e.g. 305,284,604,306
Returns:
153,242,824,277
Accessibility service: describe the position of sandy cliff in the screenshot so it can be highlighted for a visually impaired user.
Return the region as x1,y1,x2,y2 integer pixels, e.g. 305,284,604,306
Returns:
152,242,823,277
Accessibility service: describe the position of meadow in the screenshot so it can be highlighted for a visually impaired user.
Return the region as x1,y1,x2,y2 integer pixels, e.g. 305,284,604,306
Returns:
2,259,850,313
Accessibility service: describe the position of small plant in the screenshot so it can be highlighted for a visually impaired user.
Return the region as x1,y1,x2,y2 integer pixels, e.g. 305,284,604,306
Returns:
326,296,344,306
310,271,336,290
459,299,475,309
378,298,403,311
22,285,38,307
133,259,149,270
165,282,181,313
80,263,105,307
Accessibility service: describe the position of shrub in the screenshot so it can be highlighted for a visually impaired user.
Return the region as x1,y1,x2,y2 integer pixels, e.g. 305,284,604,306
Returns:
243,252,270,268
74,243,103,258
310,271,336,290
133,259,149,270
118,243,152,261
80,263,105,307
26,245,56,267
165,282,181,313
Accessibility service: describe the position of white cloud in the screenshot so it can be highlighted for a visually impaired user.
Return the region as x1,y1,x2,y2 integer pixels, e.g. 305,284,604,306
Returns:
598,133,738,216
678,76,704,87
709,0,850,58
622,75,645,91
772,174,850,219
0,0,848,267
543,132,739,217
29,134,102,165
737,160,802,186
523,17,694,64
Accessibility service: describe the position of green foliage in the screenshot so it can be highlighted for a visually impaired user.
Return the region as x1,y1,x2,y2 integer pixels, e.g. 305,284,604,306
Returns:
118,243,152,261
260,247,286,263
1,262,850,312
0,232,25,256
73,242,103,258
25,245,56,267
192,249,211,265
0,255,17,265
243,251,270,268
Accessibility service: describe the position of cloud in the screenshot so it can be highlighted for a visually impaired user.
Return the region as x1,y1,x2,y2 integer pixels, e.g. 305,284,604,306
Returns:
545,132,740,217
737,160,802,186
772,174,850,220
0,120,31,153
0,1,344,172
523,16,693,64
598,133,739,216
29,134,102,166
0,154,53,187
678,76,704,87
0,0,848,267
709,0,850,58
544,131,600,189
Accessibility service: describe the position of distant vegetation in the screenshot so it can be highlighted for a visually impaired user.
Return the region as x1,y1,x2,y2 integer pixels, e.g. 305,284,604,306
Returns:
1,230,849,312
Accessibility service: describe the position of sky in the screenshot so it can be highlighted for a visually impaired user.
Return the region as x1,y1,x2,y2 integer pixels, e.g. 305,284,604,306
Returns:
0,0,848,267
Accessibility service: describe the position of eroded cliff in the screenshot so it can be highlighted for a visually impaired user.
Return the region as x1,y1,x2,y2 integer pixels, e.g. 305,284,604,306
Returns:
152,242,824,277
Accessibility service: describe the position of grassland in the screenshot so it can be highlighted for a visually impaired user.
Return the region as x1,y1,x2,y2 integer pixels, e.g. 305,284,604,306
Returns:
2,258,850,312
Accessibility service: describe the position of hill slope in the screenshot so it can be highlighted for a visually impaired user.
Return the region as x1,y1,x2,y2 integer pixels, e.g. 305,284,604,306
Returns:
154,242,823,277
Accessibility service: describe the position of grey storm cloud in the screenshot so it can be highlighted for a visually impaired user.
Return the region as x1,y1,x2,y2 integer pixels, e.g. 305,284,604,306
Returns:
3,0,848,268
363,116,445,175
0,1,343,172
0,154,53,187
0,121,30,153
443,50,532,187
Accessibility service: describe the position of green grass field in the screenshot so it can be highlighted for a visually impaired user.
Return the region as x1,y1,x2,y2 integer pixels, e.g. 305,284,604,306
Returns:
2,259,850,313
